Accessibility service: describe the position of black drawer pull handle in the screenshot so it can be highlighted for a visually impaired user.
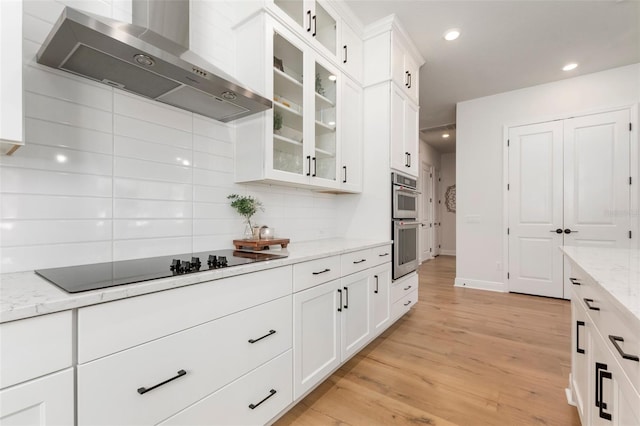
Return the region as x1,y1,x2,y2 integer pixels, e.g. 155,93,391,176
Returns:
312,268,331,275
404,300,411,306
378,252,389,257
343,286,349,308
353,259,366,264
599,370,612,420
337,289,342,312
374,275,379,294
569,277,581,286
595,362,608,410
249,389,276,409
137,369,186,395
248,329,276,344
404,285,412,291
609,335,640,362
584,298,600,311
576,321,585,354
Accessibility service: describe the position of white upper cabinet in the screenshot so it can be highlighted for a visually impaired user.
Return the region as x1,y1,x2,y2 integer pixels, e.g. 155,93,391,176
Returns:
0,0,24,155
392,33,420,104
339,76,363,192
236,13,362,192
340,22,363,82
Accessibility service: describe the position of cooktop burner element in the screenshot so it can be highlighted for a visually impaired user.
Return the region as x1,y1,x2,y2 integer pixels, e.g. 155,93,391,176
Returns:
35,249,287,294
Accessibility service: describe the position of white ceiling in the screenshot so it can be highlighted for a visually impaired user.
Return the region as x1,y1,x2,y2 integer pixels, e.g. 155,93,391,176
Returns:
344,0,640,152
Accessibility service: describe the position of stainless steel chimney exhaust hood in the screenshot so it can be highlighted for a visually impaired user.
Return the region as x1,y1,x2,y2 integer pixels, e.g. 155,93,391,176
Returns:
36,1,271,122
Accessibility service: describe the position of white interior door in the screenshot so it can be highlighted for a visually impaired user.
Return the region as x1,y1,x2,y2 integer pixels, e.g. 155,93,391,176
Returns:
420,162,433,262
433,169,441,255
508,121,564,298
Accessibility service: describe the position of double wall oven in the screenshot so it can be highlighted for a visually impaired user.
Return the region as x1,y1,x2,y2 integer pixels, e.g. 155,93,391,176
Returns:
391,172,420,280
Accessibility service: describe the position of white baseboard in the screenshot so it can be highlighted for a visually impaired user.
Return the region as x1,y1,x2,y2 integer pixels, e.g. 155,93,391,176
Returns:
454,277,506,292
439,250,456,256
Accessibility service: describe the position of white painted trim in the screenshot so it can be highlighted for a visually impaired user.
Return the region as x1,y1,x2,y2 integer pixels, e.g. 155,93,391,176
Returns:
454,277,506,292
440,250,456,256
502,125,510,292
630,104,639,249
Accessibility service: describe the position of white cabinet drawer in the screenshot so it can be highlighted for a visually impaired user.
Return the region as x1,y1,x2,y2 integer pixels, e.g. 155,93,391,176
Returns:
78,266,292,363
341,248,373,276
0,311,72,389
78,296,292,426
391,274,418,303
391,289,418,321
293,255,341,292
369,245,392,267
0,368,74,425
159,350,293,426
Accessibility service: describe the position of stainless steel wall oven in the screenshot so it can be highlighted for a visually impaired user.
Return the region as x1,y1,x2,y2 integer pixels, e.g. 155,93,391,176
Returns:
391,172,419,280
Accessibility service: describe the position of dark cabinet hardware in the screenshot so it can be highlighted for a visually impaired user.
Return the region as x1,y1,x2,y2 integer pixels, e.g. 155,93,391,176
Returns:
550,228,563,234
343,286,349,309
312,268,331,275
248,329,276,344
337,289,342,312
405,152,410,167
564,228,578,234
404,285,412,291
404,300,412,306
599,369,613,421
405,71,409,87
353,259,367,264
343,45,347,64
408,153,411,167
584,298,600,311
569,277,581,286
374,275,379,294
609,335,640,362
306,10,311,32
312,15,317,36
137,369,187,395
408,72,412,88
595,362,608,410
379,252,389,257
312,157,317,177
342,165,347,183
576,321,585,354
306,156,311,176
249,389,276,410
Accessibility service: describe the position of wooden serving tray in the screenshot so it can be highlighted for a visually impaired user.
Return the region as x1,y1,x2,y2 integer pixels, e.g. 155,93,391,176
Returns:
233,238,290,251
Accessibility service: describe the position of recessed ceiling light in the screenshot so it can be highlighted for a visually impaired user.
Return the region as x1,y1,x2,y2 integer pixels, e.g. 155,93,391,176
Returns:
328,75,337,81
443,29,460,41
442,133,450,138
563,63,578,71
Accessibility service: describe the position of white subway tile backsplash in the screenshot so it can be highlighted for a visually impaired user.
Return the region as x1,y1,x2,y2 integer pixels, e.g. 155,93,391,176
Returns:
114,115,192,149
1,220,111,247
0,144,113,176
114,157,192,184
114,92,192,133
114,199,192,219
113,178,193,201
113,219,192,240
1,195,112,220
24,66,113,111
1,0,341,273
25,92,113,133
1,167,112,197
1,241,112,273
113,237,192,261
114,136,193,166
26,118,113,155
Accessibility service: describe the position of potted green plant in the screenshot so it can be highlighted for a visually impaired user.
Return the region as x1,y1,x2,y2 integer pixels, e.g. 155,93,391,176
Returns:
227,194,264,239
273,111,283,133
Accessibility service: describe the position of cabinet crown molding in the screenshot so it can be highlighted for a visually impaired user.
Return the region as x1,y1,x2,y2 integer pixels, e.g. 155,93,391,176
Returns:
362,14,425,66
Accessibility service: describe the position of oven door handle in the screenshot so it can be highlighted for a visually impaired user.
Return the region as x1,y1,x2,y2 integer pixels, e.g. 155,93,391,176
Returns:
394,186,421,195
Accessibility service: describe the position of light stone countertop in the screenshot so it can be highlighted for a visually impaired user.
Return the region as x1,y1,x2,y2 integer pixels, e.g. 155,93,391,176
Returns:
561,246,640,325
0,238,391,323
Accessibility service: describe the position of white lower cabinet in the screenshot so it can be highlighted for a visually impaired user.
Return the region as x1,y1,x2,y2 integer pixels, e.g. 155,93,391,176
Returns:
0,368,74,426
340,269,372,360
390,272,419,320
371,264,392,334
158,350,293,426
293,279,341,399
78,295,292,426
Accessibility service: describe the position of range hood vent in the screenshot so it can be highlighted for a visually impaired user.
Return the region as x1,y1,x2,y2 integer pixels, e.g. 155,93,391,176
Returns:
36,3,271,122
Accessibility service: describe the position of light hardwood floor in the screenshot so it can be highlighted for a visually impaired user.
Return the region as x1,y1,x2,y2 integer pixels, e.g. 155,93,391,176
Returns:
277,256,581,425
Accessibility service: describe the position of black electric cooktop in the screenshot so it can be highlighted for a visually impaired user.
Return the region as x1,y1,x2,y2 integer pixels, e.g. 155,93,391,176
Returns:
35,249,287,294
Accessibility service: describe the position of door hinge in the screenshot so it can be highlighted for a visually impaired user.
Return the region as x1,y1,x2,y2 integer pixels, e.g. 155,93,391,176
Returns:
430,223,432,227
507,272,510,279
507,228,510,235
439,244,441,248
429,248,432,252
430,173,432,178
630,176,632,185
507,183,510,190
507,139,510,147
629,230,632,239
429,198,432,202
630,123,632,131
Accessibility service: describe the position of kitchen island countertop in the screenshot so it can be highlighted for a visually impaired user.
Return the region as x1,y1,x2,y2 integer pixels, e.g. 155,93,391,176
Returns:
1,238,391,323
561,246,640,325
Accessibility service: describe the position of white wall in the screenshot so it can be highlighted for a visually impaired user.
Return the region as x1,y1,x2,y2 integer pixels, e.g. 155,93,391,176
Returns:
440,152,455,255
0,0,341,273
420,139,441,171
456,63,640,290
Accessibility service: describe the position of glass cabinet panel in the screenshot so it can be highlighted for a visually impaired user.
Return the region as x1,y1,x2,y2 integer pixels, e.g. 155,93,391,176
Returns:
273,0,304,27
314,3,337,56
273,31,305,175
313,61,337,182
